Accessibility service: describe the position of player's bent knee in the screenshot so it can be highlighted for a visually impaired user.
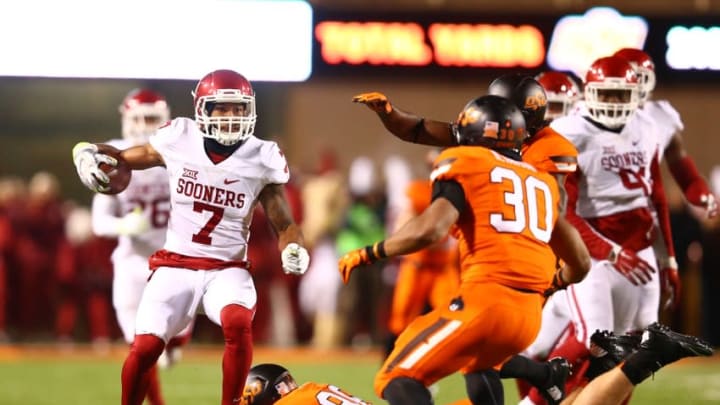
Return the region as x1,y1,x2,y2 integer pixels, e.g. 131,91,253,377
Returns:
381,377,433,405
220,304,253,339
130,334,165,363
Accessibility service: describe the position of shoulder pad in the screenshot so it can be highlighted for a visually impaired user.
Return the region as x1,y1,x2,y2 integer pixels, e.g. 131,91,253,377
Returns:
258,140,290,184
646,100,684,132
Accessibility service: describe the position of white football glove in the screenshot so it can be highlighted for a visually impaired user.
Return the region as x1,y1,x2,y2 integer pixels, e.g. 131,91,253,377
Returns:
117,207,150,236
701,193,718,218
281,243,310,275
72,142,116,193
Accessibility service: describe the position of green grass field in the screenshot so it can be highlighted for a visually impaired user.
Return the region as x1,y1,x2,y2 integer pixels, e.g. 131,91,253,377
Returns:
0,344,718,404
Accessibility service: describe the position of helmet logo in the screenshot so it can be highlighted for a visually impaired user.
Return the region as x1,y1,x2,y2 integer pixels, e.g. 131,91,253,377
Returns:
242,380,265,404
457,106,481,128
525,92,547,111
524,92,547,110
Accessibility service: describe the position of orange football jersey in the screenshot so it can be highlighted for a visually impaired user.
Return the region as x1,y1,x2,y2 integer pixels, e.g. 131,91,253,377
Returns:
432,146,560,293
276,382,371,404
521,126,578,174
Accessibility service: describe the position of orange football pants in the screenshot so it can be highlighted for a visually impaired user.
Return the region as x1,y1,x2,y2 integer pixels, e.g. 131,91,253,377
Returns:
374,281,543,398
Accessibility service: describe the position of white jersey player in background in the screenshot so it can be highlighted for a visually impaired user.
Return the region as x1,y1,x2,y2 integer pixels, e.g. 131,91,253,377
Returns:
613,47,718,311
73,69,310,405
519,56,675,405
535,70,581,121
91,88,190,405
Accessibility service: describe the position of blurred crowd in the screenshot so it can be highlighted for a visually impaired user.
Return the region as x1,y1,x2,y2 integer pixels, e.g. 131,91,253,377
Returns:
1,156,719,349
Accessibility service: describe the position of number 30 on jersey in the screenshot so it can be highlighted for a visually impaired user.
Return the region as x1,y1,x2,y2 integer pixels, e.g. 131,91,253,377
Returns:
490,166,554,242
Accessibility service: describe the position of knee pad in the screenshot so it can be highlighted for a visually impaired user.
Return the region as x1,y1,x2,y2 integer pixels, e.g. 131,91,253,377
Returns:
382,377,433,405
131,334,165,366
465,369,504,405
220,304,253,342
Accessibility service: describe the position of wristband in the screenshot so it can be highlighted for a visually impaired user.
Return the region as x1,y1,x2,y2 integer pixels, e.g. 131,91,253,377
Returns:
607,244,621,263
72,141,96,159
663,256,678,270
364,241,388,262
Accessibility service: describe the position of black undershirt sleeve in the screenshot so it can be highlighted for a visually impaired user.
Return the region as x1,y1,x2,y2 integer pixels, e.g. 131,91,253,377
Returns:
432,179,467,215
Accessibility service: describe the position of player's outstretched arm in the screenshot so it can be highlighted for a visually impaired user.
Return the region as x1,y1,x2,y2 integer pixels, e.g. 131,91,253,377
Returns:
352,92,457,146
119,143,165,170
665,134,717,217
338,198,458,284
384,198,458,256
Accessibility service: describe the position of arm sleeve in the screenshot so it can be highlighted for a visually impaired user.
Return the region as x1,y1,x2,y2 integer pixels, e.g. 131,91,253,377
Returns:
668,155,712,206
564,170,614,260
91,193,123,237
650,150,676,259
431,179,466,215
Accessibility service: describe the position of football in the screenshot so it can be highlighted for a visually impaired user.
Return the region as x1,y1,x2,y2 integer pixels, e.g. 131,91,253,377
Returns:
95,143,132,195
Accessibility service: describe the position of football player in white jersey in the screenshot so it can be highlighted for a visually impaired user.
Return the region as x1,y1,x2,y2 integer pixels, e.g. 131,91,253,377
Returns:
535,71,581,121
72,69,310,405
519,56,675,405
614,47,717,311
91,88,190,405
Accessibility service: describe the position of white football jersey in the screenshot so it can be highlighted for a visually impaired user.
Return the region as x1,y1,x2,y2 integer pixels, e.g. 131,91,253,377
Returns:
92,138,169,260
638,100,684,160
551,108,660,218
149,117,289,261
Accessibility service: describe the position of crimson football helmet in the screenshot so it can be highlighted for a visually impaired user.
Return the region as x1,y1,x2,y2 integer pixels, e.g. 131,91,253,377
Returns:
583,56,640,128
241,363,298,405
119,88,170,145
193,69,256,145
613,48,656,104
535,71,581,120
453,95,526,155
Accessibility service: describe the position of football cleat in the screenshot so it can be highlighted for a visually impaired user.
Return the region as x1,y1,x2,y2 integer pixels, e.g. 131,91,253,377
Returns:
538,357,572,405
640,322,714,366
586,330,641,380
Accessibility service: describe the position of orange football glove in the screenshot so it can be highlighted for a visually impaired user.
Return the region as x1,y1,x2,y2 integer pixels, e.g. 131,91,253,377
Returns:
338,248,372,284
352,92,393,114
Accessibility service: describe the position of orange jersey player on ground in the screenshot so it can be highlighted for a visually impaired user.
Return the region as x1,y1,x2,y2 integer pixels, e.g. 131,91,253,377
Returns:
241,363,372,405
340,95,590,405
276,383,370,404
386,153,460,352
